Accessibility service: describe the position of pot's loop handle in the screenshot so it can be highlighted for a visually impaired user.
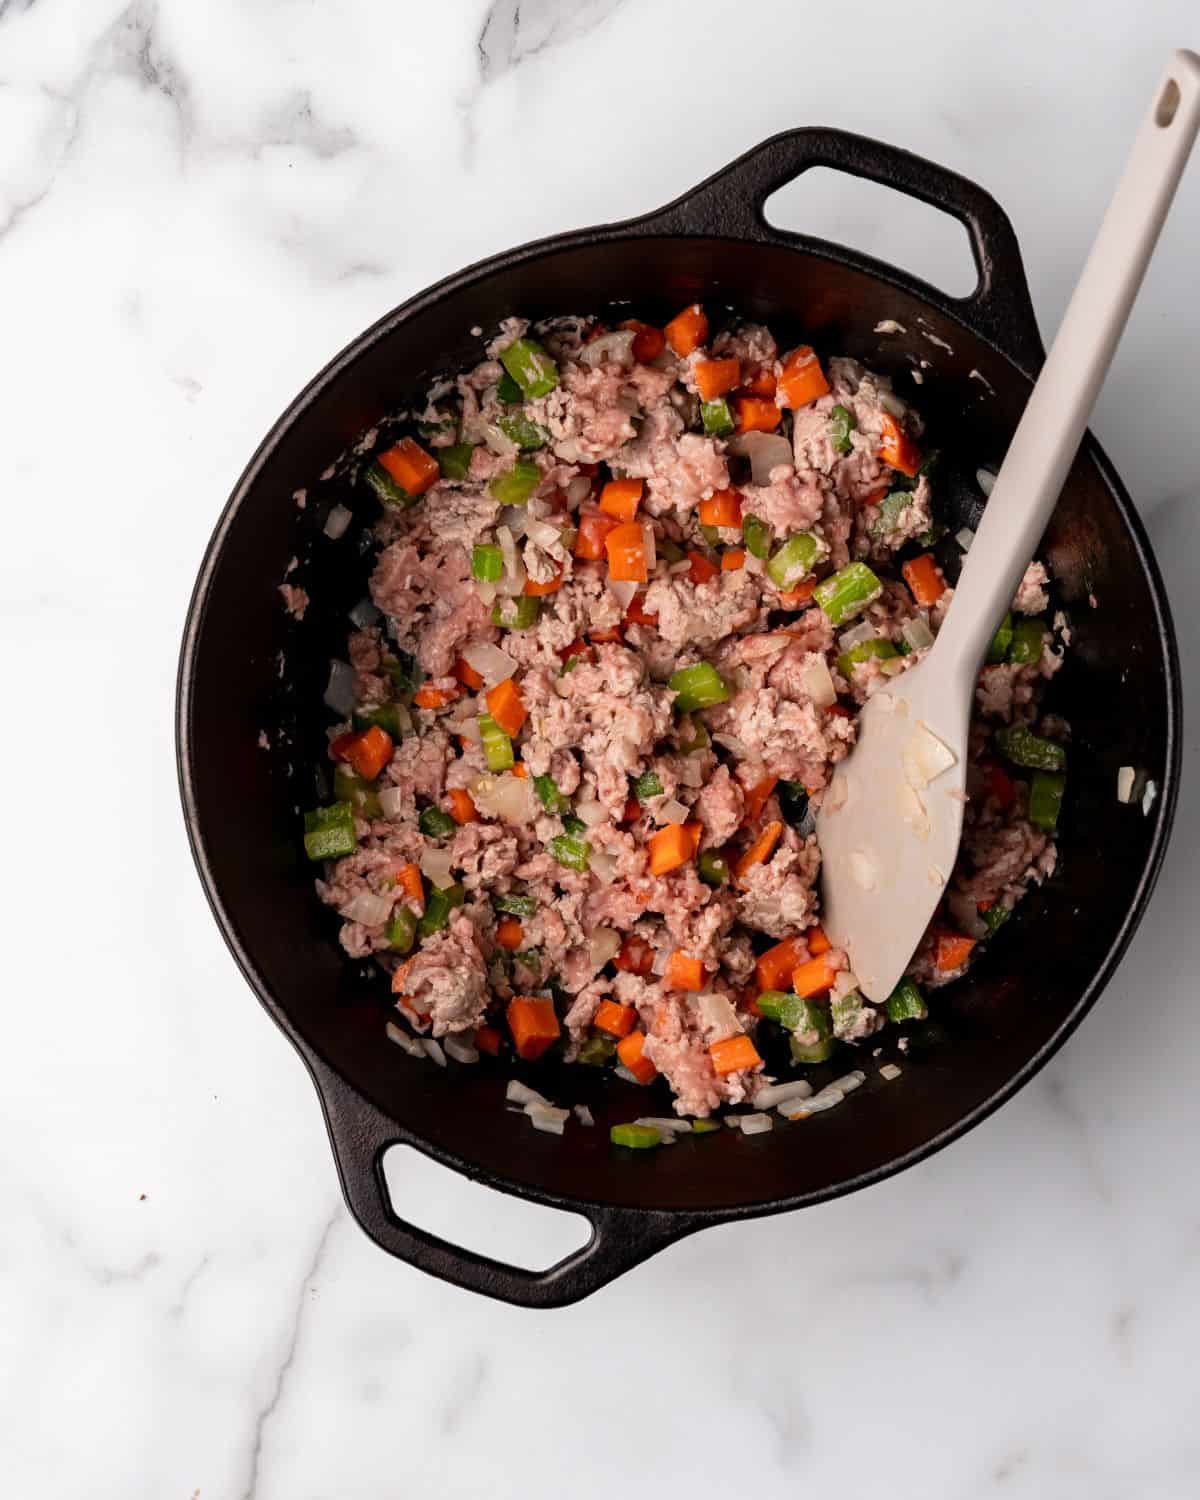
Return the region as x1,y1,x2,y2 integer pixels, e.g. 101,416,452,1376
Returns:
644,127,1045,374
311,1058,696,1307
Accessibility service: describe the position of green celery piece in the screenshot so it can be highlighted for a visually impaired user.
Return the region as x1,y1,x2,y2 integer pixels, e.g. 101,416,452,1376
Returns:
417,882,465,938
499,337,559,399
916,523,948,548
870,489,913,537
578,1034,616,1067
658,538,686,564
416,412,456,440
493,891,537,917
690,1118,720,1134
438,443,475,481
699,523,721,547
549,833,590,872
778,781,810,828
492,595,541,630
885,978,928,1023
982,902,1011,936
766,533,821,589
497,412,549,451
302,802,357,861
533,774,567,813
363,461,414,509
471,543,504,582
353,703,407,739
418,805,456,840
668,662,730,713
489,459,541,506
987,613,1014,663
633,770,663,800
995,725,1067,772
381,652,420,700
1009,616,1048,665
561,815,586,836
479,712,515,772
513,950,540,975
697,849,730,887
385,905,418,954
789,1031,836,1065
814,562,883,625
742,513,772,560
830,988,868,1039
1028,770,1066,832
828,404,856,453
701,398,735,436
332,767,382,819
678,716,710,754
836,637,899,679
610,1123,661,1149
496,370,523,404
760,992,831,1038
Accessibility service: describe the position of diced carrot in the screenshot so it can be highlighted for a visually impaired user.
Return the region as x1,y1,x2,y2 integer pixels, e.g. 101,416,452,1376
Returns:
605,521,649,583
619,319,666,363
792,956,837,998
413,683,460,710
665,951,705,992
474,1024,503,1057
664,304,708,357
709,1034,762,1075
396,862,425,913
524,571,564,597
687,550,719,585
647,822,698,876
733,395,782,434
863,484,891,507
377,437,440,497
621,796,642,824
776,345,830,410
511,763,529,780
454,655,485,691
346,725,393,781
506,996,561,1062
495,916,524,951
598,477,644,522
623,592,659,628
806,925,831,955
390,957,414,997
574,509,621,560
588,626,624,645
756,935,807,992
446,787,477,825
614,934,654,975
698,489,742,528
741,367,777,399
694,357,741,402
330,732,359,762
593,999,637,1038
616,1029,657,1084
486,677,527,738
902,553,945,607
686,821,703,855
778,581,817,608
734,819,783,887
935,933,977,972
878,411,921,477
742,776,778,826
983,761,1015,811
721,550,746,571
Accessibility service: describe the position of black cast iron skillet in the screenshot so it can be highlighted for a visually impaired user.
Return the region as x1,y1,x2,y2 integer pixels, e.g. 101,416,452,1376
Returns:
177,129,1180,1308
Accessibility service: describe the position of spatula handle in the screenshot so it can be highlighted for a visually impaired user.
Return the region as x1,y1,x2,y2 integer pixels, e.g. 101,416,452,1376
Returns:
937,49,1200,684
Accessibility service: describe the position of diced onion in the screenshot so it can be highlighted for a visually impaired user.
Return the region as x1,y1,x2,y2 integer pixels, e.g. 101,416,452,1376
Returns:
456,717,482,744
500,505,528,538
590,849,617,883
607,578,639,609
1116,765,1135,803
476,581,498,607
678,758,705,788
798,657,837,709
738,1112,774,1135
506,1079,552,1108
729,430,793,485
421,1038,447,1067
614,1063,641,1085
879,389,907,418
419,848,456,889
580,329,637,369
955,526,976,551
525,1100,570,1123
497,526,526,595
341,890,392,925
379,786,410,819
323,503,353,539
576,798,609,828
755,1078,814,1109
697,991,740,1039
462,641,518,687
348,597,380,629
880,1063,902,1081
483,422,519,458
838,621,877,651
658,798,688,824
385,1021,424,1057
713,733,749,757
444,1035,480,1064
589,928,622,969
634,1117,693,1134
976,468,997,496
528,1106,566,1135
901,616,935,652
323,660,356,715
525,518,563,549
468,773,536,825
566,475,592,507
573,1104,595,1126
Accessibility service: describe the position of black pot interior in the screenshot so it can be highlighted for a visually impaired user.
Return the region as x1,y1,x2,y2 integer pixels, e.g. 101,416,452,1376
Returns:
182,234,1175,1218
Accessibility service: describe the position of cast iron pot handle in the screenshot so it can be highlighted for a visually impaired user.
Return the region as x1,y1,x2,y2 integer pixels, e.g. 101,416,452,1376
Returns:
311,1057,700,1308
643,126,1045,373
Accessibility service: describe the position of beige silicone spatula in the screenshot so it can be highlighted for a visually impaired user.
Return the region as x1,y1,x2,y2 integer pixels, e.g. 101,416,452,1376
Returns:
817,49,1200,1002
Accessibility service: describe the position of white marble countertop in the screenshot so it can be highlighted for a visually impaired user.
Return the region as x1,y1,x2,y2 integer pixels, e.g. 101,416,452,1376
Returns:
3,2,1199,1496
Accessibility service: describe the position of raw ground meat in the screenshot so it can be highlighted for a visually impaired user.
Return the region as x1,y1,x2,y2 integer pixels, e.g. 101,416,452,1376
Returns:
296,306,1070,1120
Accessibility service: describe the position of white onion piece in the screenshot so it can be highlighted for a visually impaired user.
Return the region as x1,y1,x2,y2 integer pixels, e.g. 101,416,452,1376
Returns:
713,733,749,757
729,430,793,485
589,849,617,883
576,798,609,828
1116,765,1136,803
580,329,637,369
483,422,518,458
500,505,528,538
323,660,356,716
525,1100,570,1123
476,581,498,607
525,518,563,549
340,890,392,925
678,758,705,788
739,1112,774,1135
573,1104,595,1127
506,1079,552,1108
614,1064,641,1085
634,1117,693,1134
385,1021,424,1057
496,526,526,595
642,522,657,572
456,716,482,743
697,990,740,1039
798,657,837,709
444,1034,480,1065
566,475,592,507
879,1063,902,1081
976,467,997,496
589,928,622,969
348,597,380,629
421,1038,447,1067
830,1070,866,1093
468,773,536,825
838,620,877,651
755,1078,813,1109
607,578,639,610
324,503,353,540
901,615,935,652
956,526,976,551
419,847,456,890
528,1107,566,1135
462,641,517,687
379,785,410,819
658,798,688,824
879,388,908,419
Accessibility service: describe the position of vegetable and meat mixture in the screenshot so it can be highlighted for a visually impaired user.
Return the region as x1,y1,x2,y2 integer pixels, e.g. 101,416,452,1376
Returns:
301,307,1067,1127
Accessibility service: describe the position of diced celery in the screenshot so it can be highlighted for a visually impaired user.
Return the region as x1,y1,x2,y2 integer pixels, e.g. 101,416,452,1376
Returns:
690,1118,720,1134
870,490,913,537
497,412,548,451
489,459,541,506
549,833,590,872
479,713,515,772
987,613,1014,663
756,990,809,1030
1009,616,1048,665
633,771,663,800
658,538,686,564
533,773,567,813
353,703,407,739
699,523,721,547
1028,770,1066,832
982,902,1011,936
438,442,475,481
778,781,810,828
829,404,856,453
578,1034,616,1067
995,725,1066,771
789,1031,836,1065
668,662,730,713
701,398,735,436
385,905,417,954
496,371,523,404
302,802,357,861
610,1123,661,1149
814,562,883,625
417,882,465,938
418,805,456,840
678,716,710,754
885,978,927,1022
836,637,899,679
499,337,559,399
492,595,541,630
493,891,537,917
333,767,382,819
830,988,868,1038
472,543,504,582
742,514,772,560
766,533,821,589
561,815,586,836
697,849,730,887
363,461,414,509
